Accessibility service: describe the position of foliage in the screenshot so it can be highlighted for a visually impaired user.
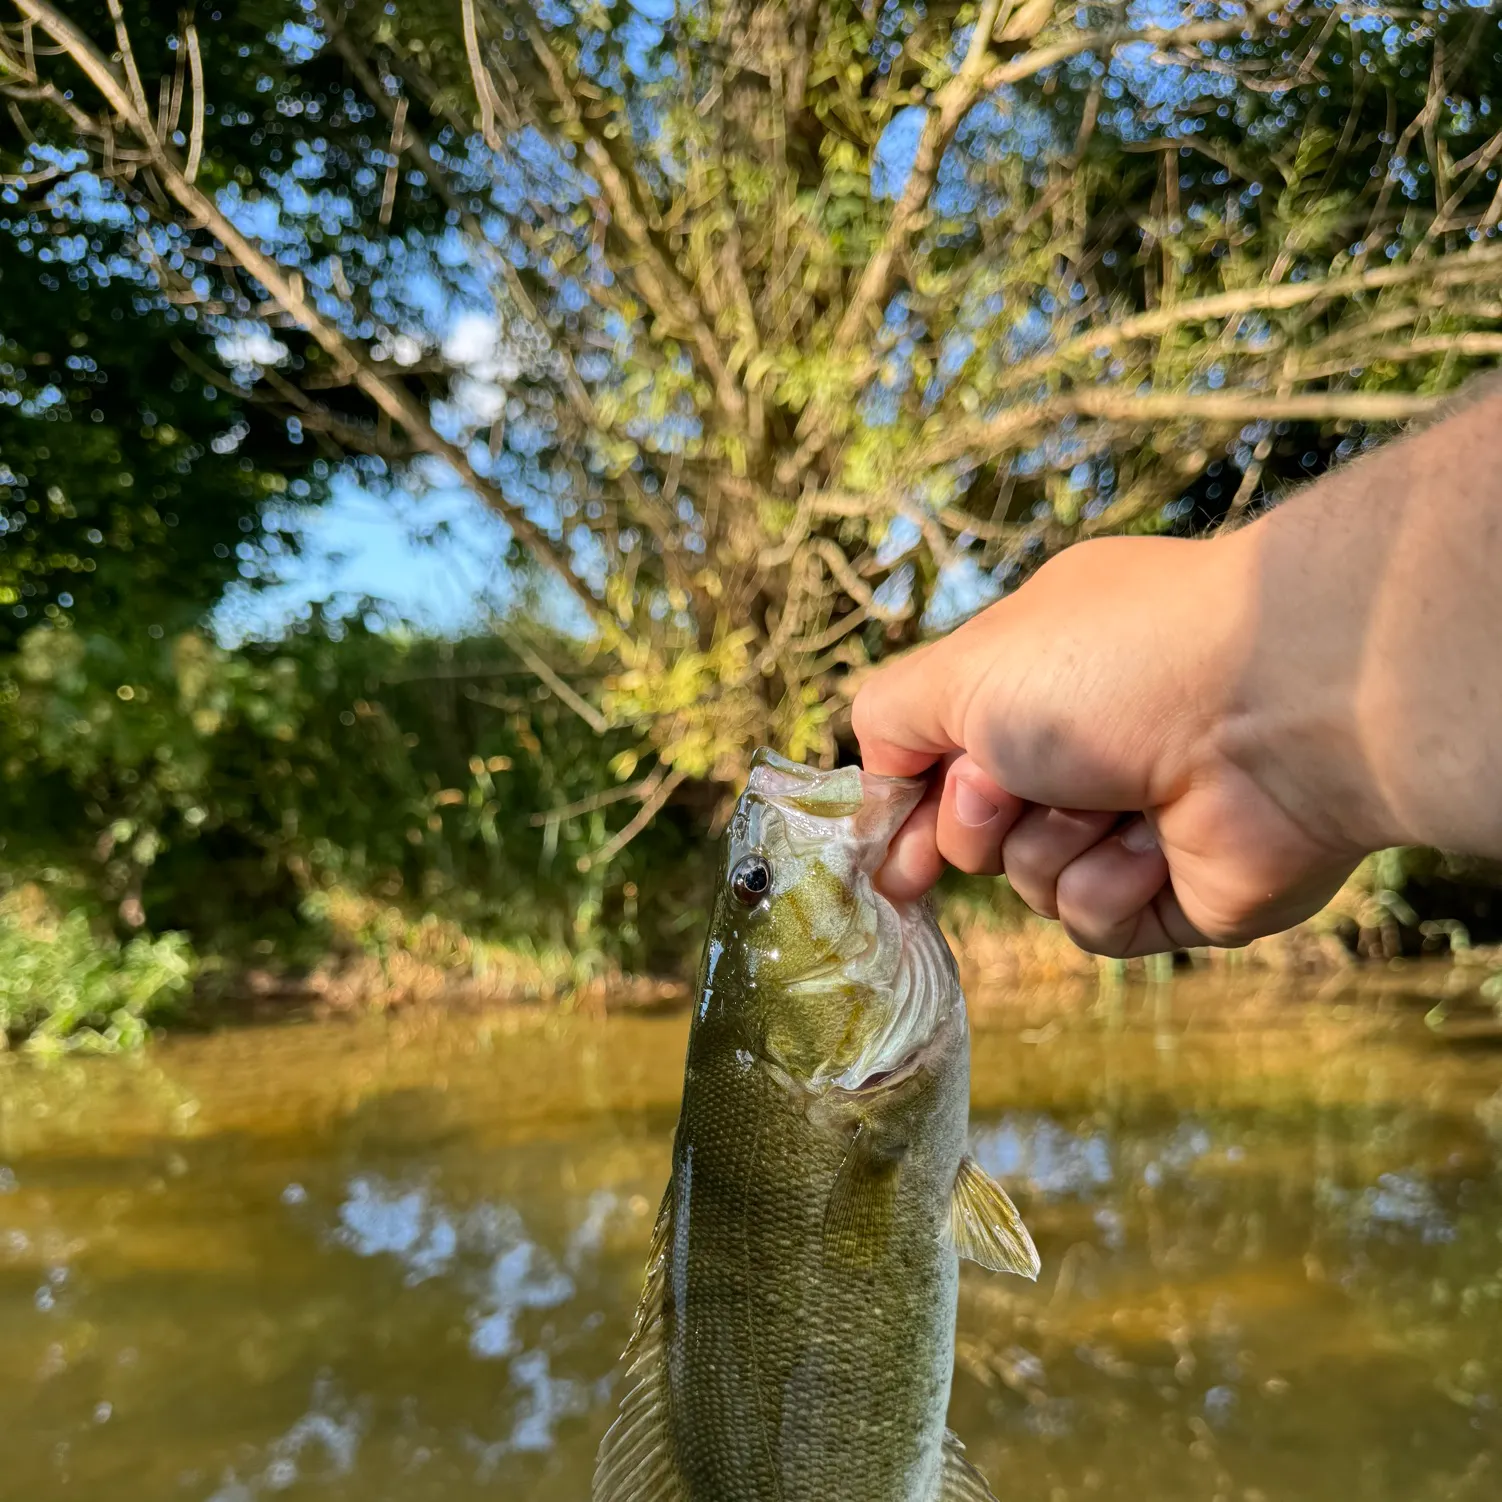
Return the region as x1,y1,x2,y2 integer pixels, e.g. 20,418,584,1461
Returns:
0,618,713,968
0,888,195,1053
2,0,1496,866
0,170,314,650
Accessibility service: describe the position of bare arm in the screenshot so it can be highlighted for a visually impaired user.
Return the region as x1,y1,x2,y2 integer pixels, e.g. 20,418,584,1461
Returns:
852,389,1502,956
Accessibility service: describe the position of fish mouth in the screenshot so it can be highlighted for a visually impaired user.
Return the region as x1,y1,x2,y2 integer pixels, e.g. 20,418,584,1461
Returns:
745,751,927,868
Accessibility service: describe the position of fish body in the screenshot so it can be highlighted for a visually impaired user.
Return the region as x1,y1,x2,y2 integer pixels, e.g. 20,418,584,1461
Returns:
595,750,1038,1502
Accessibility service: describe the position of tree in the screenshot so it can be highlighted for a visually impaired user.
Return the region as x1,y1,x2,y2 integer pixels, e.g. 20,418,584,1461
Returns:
1,616,710,960
0,208,310,649
5,0,1500,860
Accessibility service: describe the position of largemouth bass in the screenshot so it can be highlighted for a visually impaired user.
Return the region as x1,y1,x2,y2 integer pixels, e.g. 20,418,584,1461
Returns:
594,749,1039,1502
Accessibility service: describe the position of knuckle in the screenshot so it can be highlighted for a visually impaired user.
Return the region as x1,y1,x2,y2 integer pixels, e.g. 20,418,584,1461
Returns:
1000,819,1050,873
1179,885,1274,949
937,832,1002,878
1196,918,1259,949
1003,870,1058,920
1001,839,1064,906
1061,917,1134,960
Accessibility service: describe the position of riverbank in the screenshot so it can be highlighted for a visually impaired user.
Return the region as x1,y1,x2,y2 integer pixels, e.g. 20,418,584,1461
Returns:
7,846,1502,1054
211,869,1502,1036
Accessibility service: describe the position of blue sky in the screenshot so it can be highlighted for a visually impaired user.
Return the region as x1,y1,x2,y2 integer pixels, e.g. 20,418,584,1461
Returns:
212,473,521,644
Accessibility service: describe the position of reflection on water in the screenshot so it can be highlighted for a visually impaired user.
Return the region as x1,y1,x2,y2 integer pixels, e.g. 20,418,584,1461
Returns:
4,977,1502,1499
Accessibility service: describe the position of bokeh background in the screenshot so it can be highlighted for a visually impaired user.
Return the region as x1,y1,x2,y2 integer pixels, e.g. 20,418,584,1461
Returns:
2,0,1502,1040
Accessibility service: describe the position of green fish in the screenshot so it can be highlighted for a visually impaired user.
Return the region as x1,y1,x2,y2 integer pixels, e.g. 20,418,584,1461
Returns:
594,749,1040,1502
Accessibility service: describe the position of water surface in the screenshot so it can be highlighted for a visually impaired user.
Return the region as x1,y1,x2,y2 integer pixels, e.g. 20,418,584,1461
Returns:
4,975,1502,1500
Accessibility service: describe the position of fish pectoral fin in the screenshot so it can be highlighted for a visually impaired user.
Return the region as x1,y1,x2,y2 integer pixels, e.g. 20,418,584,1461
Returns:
823,1122,902,1270
949,1153,1041,1280
933,1429,1001,1502
624,1177,673,1360
593,1180,687,1502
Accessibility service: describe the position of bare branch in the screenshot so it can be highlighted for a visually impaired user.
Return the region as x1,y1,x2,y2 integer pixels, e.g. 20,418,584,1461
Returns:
777,7,1288,486
460,0,502,149
310,6,710,614
0,14,98,136
163,14,185,135
983,3,1288,92
497,629,609,734
168,337,416,464
920,387,1446,469
183,20,203,183
577,767,688,871
379,94,407,227
530,771,662,827
833,0,1007,353
1221,350,1298,528
1355,50,1445,274
1221,429,1273,528
1009,244,1502,382
789,604,870,658
3,98,34,148
1295,332,1502,381
808,538,914,622
1426,127,1502,245
104,0,150,127
522,20,747,436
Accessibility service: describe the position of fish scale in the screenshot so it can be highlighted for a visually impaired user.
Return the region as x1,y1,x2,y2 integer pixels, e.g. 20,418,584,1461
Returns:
667,1037,961,1501
594,750,1039,1502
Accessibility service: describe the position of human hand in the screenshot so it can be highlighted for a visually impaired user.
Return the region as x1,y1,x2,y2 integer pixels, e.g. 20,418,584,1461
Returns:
851,533,1376,957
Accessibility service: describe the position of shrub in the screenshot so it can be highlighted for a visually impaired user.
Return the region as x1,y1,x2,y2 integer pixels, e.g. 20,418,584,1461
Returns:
0,891,195,1054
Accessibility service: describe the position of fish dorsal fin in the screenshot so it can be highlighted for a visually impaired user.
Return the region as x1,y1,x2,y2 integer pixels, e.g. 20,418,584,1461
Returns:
823,1120,904,1270
591,1331,688,1502
593,1180,687,1502
624,1179,673,1359
934,1430,1001,1502
949,1153,1040,1280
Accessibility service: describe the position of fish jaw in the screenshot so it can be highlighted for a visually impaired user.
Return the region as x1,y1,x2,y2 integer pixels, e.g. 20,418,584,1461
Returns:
716,750,961,1093
745,748,928,876
825,896,962,1093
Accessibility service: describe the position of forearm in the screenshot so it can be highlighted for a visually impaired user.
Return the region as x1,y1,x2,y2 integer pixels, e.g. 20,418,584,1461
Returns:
856,382,1502,952
1222,391,1502,857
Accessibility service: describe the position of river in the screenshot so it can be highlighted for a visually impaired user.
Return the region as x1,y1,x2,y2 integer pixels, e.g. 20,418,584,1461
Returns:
3,973,1501,1500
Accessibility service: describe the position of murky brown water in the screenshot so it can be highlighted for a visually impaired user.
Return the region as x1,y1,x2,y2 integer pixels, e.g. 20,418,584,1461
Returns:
5,974,1502,1500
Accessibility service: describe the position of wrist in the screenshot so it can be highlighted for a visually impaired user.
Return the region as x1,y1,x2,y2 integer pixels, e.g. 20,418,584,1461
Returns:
1203,516,1400,860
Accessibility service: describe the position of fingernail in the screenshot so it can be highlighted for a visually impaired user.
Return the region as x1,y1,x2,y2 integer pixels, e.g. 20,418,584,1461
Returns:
1120,819,1159,854
953,780,999,828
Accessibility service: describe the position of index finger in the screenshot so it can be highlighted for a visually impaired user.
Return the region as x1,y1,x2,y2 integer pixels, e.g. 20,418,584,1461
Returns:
851,639,971,778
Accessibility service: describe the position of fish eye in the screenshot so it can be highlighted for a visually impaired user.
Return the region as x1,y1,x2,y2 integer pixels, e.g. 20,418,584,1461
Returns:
729,854,772,906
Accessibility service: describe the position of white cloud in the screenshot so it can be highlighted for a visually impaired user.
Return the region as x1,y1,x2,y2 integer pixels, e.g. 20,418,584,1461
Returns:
443,309,523,384
214,326,289,369
443,309,500,367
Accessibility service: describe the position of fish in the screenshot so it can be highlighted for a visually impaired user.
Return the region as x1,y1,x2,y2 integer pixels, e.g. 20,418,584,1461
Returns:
593,748,1040,1502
